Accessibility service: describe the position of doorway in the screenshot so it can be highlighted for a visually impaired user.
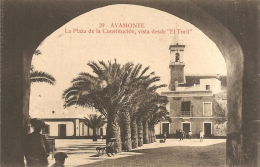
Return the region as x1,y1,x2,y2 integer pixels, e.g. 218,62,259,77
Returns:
58,124,66,138
162,123,170,136
182,122,191,134
203,122,212,138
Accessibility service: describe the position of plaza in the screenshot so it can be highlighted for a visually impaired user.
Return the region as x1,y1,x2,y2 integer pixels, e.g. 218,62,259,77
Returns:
2,1,259,167
48,139,225,167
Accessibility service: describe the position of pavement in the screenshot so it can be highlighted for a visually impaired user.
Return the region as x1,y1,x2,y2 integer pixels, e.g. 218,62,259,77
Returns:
47,139,225,167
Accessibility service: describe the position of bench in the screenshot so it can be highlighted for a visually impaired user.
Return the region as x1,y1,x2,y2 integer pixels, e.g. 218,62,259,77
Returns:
160,139,165,143
96,138,116,157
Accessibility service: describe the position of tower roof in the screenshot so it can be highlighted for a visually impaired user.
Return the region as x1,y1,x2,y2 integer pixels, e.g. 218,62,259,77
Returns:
170,24,185,45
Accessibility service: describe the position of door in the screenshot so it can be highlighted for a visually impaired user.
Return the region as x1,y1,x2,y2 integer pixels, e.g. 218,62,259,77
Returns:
162,123,169,136
204,123,212,137
182,123,190,134
58,124,66,138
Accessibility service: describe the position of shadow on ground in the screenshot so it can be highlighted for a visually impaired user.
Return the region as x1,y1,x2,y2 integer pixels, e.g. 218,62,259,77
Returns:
76,143,226,167
57,143,106,155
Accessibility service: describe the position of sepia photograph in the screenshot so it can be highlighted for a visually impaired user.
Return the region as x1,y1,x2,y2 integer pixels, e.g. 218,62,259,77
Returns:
1,0,259,167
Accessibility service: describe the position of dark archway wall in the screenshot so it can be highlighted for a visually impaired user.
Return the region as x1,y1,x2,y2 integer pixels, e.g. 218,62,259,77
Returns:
1,0,259,167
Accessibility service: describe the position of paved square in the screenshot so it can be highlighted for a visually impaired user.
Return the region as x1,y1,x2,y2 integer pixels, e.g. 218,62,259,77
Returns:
47,139,225,167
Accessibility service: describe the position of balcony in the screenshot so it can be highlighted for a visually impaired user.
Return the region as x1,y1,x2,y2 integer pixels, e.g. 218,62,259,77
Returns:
181,111,192,117
169,61,184,66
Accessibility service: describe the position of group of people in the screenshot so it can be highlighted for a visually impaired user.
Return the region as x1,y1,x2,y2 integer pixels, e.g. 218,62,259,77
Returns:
176,129,192,140
24,118,68,167
175,129,204,141
163,130,205,142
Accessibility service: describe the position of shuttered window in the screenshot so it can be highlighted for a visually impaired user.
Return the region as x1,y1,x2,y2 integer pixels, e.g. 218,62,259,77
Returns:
203,102,212,116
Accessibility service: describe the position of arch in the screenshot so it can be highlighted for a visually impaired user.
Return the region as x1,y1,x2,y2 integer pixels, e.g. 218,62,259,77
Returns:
3,1,258,167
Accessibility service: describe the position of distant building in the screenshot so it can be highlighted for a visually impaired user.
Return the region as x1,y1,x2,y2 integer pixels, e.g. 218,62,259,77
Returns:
155,40,227,138
40,118,105,139
30,109,106,139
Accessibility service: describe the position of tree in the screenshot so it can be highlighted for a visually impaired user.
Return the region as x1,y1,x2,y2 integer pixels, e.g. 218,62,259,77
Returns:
63,60,148,152
30,50,56,85
83,114,106,141
63,60,169,151
30,70,56,85
135,88,169,144
148,95,171,142
131,80,167,146
118,64,159,151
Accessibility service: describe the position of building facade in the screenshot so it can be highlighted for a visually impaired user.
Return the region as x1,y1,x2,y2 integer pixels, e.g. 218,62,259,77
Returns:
39,118,106,139
156,40,227,138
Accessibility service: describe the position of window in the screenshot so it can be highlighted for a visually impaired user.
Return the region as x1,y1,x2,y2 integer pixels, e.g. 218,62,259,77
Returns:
175,52,180,62
206,85,210,90
181,101,191,116
203,102,212,116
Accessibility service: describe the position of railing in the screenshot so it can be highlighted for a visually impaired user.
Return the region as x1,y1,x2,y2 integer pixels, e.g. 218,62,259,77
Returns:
181,111,192,117
169,61,184,65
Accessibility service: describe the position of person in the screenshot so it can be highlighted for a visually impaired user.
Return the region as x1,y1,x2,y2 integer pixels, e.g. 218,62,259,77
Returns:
163,132,167,142
188,131,192,140
24,118,50,167
179,129,184,141
200,130,204,142
50,152,68,167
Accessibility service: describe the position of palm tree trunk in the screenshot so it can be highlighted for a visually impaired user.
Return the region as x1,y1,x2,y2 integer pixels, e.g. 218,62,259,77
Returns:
143,120,149,144
137,119,143,147
152,127,156,142
120,112,132,151
148,128,152,143
93,128,97,141
131,117,138,149
106,112,122,153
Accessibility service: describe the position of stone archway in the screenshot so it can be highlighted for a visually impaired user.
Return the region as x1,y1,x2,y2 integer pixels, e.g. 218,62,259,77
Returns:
1,1,259,167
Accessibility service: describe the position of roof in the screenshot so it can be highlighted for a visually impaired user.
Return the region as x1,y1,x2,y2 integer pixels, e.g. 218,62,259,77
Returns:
181,75,227,88
161,90,213,97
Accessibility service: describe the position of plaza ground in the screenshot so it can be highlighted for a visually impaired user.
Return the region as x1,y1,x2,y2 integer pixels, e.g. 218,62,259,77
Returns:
47,139,225,167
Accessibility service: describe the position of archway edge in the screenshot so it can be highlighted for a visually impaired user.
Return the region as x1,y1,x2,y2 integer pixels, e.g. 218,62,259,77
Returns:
33,1,245,155
33,1,244,166
3,0,252,167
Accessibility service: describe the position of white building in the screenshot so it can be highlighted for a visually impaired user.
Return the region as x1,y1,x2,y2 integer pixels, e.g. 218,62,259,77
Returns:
40,117,106,139
30,106,106,139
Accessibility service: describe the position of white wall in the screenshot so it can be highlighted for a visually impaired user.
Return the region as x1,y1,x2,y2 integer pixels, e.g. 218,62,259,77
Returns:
200,78,221,94
45,121,74,136
79,122,88,136
155,124,161,135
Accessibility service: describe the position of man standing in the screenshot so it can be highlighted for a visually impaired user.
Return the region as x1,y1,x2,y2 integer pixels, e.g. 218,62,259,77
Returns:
200,130,204,142
188,131,192,140
163,132,167,142
24,118,50,167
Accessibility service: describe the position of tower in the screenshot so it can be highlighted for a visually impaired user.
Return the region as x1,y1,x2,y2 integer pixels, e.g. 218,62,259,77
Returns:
169,42,186,91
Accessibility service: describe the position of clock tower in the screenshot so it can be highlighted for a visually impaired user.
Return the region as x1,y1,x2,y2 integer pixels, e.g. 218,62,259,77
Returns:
169,42,186,91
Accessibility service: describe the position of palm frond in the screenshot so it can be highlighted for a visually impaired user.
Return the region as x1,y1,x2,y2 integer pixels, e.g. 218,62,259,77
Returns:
30,71,56,85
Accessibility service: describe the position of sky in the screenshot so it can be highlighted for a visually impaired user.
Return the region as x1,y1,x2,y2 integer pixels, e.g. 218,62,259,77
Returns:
30,4,227,118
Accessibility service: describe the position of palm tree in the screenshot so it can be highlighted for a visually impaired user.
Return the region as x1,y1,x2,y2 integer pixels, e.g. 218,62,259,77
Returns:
84,114,106,141
118,64,158,151
148,95,171,143
30,50,56,85
30,70,56,85
136,88,168,144
63,60,149,152
132,81,167,146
